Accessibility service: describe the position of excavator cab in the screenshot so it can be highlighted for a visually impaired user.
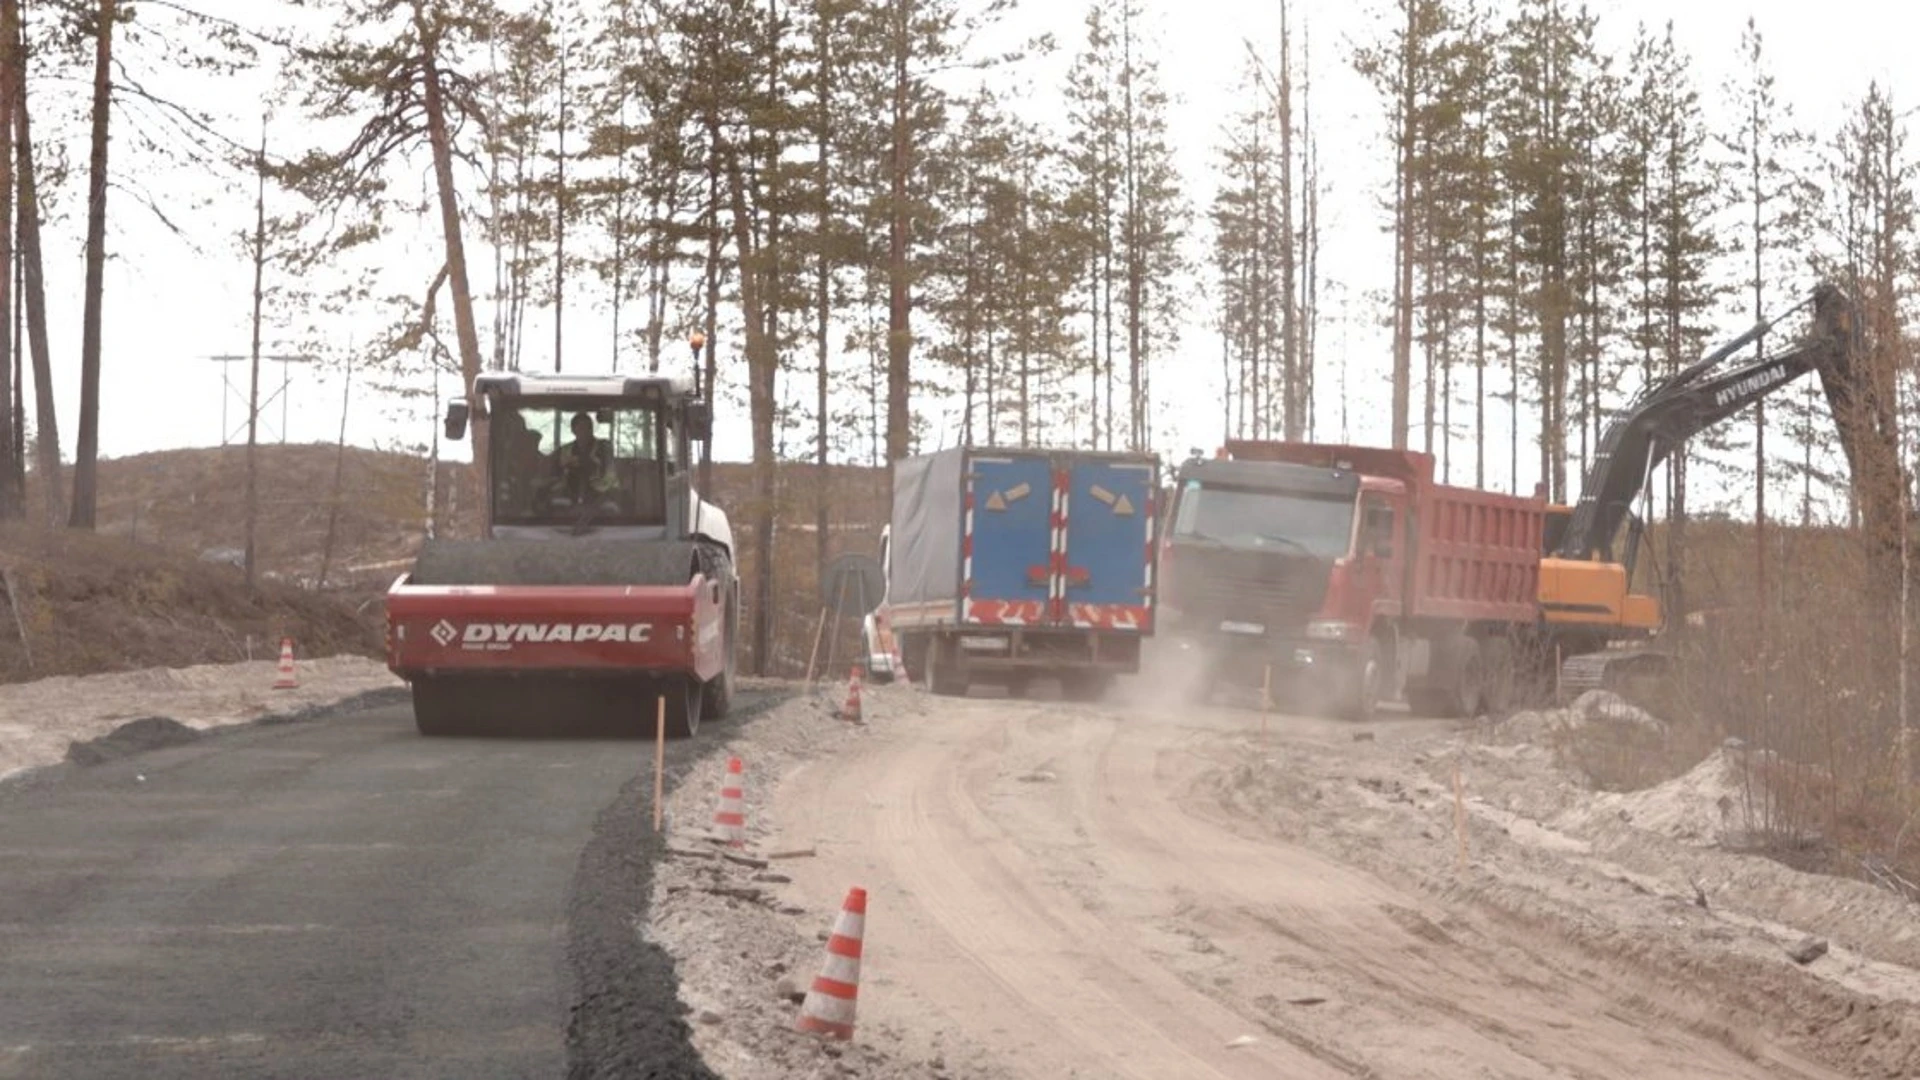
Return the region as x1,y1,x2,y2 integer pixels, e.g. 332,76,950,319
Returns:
1539,505,1661,641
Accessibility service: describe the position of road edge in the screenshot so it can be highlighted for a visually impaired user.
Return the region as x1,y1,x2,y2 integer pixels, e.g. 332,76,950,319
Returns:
0,685,412,794
563,681,799,1080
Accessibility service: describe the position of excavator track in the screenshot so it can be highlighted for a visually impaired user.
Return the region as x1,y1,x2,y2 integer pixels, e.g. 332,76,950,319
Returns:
1555,647,1674,706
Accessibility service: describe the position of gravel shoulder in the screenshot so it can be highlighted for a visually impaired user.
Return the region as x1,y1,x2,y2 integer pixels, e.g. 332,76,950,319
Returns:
646,675,1920,1080
0,654,405,783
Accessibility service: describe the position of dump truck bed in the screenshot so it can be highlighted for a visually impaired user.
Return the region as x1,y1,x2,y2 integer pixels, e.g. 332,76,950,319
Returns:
1221,440,1543,626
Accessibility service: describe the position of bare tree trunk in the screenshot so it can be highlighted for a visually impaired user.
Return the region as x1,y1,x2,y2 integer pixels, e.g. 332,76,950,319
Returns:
13,17,55,527
244,120,267,588
814,10,832,579
699,127,720,491
317,350,353,590
884,0,913,465
552,39,567,372
721,144,778,677
1278,0,1299,440
0,0,14,521
414,1,488,512
67,0,114,530
1390,0,1415,451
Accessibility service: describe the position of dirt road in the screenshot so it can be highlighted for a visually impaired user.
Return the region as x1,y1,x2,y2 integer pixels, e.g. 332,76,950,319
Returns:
652,680,1920,1079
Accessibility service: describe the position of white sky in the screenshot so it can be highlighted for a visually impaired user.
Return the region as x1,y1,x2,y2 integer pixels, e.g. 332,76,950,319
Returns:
19,0,1919,522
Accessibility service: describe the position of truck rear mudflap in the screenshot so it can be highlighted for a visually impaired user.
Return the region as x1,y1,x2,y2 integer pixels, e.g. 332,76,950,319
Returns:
384,575,727,682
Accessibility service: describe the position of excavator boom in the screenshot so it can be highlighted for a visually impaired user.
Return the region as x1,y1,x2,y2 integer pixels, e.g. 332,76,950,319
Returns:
1556,284,1858,563
1541,283,1861,702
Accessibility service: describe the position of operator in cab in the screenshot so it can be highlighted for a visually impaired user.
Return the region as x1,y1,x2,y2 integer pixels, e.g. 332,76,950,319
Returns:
556,411,621,509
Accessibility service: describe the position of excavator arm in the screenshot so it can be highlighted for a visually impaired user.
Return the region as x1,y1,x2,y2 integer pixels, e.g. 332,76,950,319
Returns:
1555,283,1859,562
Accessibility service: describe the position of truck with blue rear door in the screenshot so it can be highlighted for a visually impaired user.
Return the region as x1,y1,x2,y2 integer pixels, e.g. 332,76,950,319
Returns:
869,446,1161,700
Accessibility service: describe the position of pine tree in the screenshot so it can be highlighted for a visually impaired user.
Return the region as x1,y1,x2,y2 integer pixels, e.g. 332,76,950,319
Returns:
1495,0,1608,501
1355,0,1453,452
282,0,503,504
1064,0,1120,448
1618,21,1724,622
1813,82,1915,611
1063,0,1183,453
1716,16,1815,611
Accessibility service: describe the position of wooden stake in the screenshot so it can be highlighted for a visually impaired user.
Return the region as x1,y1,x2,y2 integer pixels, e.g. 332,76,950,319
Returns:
1453,756,1468,872
804,605,828,684
1261,663,1273,746
652,694,667,833
1,567,31,671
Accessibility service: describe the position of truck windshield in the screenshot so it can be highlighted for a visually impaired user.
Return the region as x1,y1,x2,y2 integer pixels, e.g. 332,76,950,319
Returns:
489,401,668,526
1171,482,1355,558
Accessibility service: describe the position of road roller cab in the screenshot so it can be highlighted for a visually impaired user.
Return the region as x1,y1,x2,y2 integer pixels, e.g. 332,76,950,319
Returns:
384,373,740,740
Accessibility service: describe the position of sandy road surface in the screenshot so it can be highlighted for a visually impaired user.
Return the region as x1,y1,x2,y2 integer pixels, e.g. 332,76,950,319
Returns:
761,692,1859,1080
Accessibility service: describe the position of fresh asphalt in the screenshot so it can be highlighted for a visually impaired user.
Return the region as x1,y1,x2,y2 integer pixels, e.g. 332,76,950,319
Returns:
0,690,778,1080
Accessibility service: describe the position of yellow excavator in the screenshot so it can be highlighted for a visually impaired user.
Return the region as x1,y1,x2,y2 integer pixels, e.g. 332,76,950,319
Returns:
1537,282,1861,698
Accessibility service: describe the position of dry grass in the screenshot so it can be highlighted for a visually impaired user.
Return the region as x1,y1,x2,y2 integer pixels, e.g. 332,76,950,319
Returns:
1563,515,1920,894
0,523,385,683
3,445,891,685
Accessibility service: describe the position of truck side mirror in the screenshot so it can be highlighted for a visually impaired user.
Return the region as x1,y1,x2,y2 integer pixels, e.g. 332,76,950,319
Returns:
685,399,712,442
444,399,470,441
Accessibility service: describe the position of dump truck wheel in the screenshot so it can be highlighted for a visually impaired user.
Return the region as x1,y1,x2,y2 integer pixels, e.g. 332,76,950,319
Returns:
926,635,969,697
1443,636,1485,718
1337,650,1380,722
662,677,701,739
1479,637,1516,714
1060,670,1114,703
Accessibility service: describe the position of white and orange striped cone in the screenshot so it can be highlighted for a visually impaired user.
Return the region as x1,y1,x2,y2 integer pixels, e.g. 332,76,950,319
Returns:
839,664,863,723
273,637,299,690
795,886,866,1040
712,757,746,847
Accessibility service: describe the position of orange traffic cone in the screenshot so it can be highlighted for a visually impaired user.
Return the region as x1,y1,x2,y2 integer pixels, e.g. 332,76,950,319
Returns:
840,664,863,722
273,637,299,690
713,757,746,847
795,886,866,1040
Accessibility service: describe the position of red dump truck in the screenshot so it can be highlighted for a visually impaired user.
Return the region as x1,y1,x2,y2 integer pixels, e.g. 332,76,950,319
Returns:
1160,440,1543,720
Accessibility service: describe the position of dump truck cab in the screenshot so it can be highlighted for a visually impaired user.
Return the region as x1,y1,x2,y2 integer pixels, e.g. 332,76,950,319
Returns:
1161,452,1405,690
1162,441,1543,720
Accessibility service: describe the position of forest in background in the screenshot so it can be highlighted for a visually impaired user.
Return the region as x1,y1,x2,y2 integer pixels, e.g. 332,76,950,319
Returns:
0,2,1911,694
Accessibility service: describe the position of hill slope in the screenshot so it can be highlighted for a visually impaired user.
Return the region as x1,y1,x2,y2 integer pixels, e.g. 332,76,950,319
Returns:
2,444,893,683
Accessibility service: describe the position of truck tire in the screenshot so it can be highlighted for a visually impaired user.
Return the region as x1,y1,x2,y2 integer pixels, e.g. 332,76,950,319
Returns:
1431,636,1484,719
662,676,701,739
1060,669,1114,703
1479,636,1516,715
926,635,968,697
1336,652,1379,722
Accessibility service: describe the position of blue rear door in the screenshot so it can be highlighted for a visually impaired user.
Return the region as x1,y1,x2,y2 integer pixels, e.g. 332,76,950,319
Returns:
1063,457,1157,632
965,453,1055,626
